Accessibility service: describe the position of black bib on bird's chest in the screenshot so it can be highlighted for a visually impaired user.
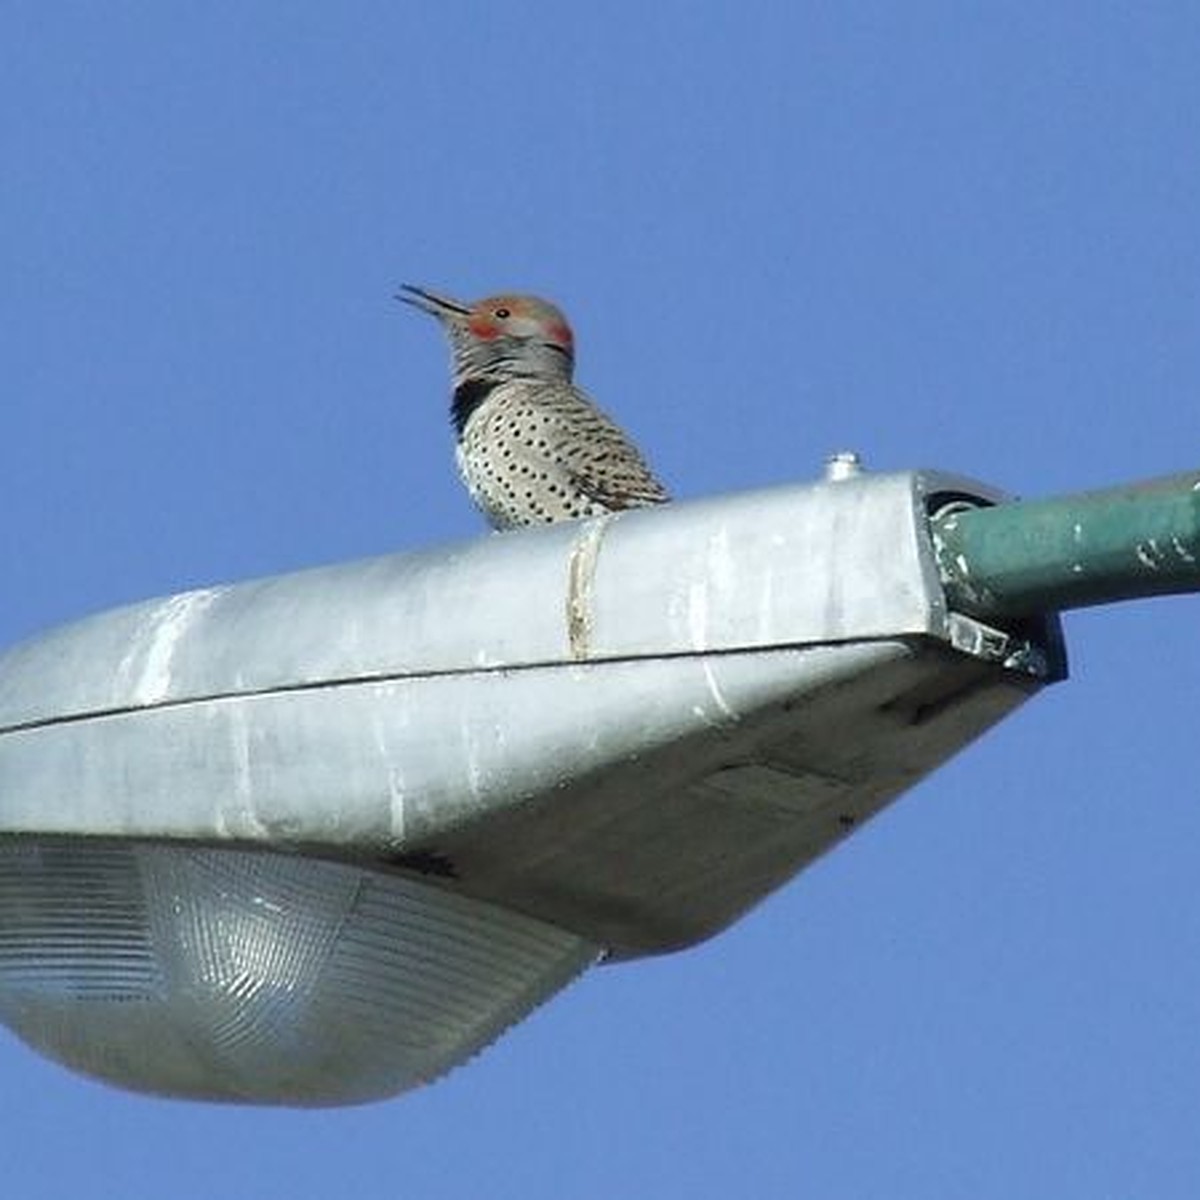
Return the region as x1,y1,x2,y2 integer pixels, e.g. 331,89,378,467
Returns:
451,379,500,436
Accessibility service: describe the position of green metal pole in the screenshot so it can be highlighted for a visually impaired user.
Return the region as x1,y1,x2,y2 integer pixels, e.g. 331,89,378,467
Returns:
932,471,1200,621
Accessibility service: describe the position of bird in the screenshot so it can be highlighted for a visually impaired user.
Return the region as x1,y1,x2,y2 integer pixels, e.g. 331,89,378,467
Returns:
398,285,669,530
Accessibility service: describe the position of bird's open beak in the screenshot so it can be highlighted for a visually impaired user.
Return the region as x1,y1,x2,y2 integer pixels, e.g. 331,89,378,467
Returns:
395,284,471,321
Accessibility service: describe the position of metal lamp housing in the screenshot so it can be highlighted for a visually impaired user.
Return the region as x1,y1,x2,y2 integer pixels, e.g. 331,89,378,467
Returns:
0,470,1064,1104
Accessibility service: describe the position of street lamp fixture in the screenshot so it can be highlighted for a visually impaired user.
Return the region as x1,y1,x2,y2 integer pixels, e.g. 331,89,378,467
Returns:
0,462,1193,1104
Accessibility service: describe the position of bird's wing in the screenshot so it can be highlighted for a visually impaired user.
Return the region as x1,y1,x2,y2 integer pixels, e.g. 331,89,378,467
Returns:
562,405,671,511
570,462,670,510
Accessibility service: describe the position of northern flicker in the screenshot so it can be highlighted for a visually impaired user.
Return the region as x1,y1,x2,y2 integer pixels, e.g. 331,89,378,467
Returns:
398,285,669,530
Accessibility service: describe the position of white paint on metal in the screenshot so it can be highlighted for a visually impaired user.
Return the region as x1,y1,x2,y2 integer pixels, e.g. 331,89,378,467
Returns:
369,705,409,840
386,766,408,841
698,657,737,723
459,717,487,805
217,700,267,839
1135,540,1160,569
119,588,224,706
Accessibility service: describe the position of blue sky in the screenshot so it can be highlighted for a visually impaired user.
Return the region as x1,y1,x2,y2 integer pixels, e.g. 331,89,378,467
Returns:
3,4,1200,1197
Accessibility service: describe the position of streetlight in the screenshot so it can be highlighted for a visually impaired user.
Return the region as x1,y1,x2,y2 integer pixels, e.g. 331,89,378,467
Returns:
0,461,1193,1105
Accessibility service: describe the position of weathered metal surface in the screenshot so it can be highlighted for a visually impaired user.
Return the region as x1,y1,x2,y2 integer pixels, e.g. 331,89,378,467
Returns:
933,470,1200,620
0,472,1065,957
0,470,1009,728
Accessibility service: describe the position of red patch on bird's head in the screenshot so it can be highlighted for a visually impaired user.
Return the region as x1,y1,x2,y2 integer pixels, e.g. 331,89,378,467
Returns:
467,314,502,340
467,294,524,340
465,294,573,349
546,320,574,348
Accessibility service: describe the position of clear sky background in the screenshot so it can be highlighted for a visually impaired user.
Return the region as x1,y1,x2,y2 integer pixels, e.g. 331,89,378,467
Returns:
3,4,1200,1197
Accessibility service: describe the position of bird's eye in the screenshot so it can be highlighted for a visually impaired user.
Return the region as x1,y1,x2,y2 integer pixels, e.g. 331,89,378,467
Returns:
494,307,511,319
